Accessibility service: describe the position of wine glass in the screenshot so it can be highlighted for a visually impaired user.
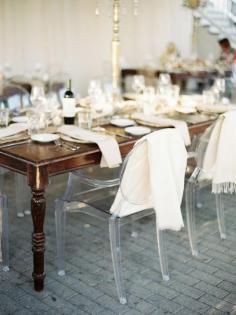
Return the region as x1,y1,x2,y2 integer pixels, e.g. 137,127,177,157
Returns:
142,86,156,114
157,73,172,97
88,82,105,131
132,75,145,94
215,78,225,97
88,79,101,100
159,73,171,86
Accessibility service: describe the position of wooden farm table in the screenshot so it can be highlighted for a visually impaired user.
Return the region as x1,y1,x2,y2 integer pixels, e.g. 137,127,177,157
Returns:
0,120,213,291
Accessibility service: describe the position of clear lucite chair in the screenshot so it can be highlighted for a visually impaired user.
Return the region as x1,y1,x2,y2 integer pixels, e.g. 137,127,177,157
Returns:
185,121,226,256
0,194,9,272
0,83,32,217
55,136,174,305
1,83,32,113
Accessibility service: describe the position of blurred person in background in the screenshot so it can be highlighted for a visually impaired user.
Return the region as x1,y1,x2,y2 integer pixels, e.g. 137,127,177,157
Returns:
218,38,236,99
218,38,236,65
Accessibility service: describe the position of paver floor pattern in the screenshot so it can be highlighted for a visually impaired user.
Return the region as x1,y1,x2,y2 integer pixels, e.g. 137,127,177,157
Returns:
0,172,236,314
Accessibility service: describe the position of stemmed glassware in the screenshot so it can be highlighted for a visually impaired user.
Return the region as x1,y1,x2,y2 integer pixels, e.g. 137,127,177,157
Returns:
157,73,172,96
132,75,145,94
215,78,225,99
142,87,156,114
88,79,105,131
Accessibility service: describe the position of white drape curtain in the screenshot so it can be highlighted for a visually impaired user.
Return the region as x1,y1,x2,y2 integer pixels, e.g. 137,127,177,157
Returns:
0,0,193,95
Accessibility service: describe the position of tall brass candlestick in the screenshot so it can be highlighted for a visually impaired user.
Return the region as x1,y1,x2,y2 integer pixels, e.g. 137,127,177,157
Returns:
112,0,120,102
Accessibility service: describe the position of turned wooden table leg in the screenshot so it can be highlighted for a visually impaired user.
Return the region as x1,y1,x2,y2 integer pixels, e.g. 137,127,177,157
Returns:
31,187,46,291
28,165,48,291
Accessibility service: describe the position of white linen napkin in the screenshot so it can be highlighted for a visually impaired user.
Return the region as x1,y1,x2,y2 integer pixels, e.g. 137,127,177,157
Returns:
58,125,122,168
0,123,28,139
110,129,187,231
131,113,191,146
196,104,236,114
203,110,236,193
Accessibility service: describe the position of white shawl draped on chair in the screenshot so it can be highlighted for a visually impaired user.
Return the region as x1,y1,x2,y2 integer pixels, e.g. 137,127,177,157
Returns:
203,110,236,193
110,128,187,231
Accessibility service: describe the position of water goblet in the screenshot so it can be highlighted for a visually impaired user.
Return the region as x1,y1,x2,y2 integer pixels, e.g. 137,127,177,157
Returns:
142,86,156,114
132,75,145,94
78,109,92,130
0,109,9,127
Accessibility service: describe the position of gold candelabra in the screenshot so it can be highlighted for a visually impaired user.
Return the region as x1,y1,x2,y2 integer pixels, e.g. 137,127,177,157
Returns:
95,0,140,101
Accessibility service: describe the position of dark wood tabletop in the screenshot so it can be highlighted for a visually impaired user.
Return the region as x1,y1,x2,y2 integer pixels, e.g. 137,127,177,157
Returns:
0,120,214,292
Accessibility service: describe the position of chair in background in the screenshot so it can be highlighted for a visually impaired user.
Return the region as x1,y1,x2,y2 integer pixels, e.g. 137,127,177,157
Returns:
48,72,70,106
0,83,32,217
9,75,32,94
0,83,32,113
55,129,186,304
185,121,226,256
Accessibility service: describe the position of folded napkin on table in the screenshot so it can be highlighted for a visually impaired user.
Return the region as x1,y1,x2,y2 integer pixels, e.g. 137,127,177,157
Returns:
110,129,187,231
131,112,191,146
0,123,28,139
58,125,122,168
203,110,236,193
196,104,236,114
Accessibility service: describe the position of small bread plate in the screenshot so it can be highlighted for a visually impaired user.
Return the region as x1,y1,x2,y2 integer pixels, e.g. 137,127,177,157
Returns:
12,116,28,123
31,133,59,143
110,118,135,127
124,126,151,136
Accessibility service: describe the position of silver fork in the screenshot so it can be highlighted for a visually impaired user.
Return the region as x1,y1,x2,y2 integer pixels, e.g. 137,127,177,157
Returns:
54,139,80,151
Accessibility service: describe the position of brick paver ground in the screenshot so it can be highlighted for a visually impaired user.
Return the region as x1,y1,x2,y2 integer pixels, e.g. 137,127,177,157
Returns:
1,172,236,314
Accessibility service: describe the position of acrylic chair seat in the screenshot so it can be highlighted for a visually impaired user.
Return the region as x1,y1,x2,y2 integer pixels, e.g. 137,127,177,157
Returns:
55,138,171,305
185,121,226,257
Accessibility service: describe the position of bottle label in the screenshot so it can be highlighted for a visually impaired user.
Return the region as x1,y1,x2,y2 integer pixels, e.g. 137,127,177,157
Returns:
62,98,76,117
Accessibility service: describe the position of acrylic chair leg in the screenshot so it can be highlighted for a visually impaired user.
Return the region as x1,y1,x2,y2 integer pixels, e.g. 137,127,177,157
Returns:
109,215,127,305
156,222,169,281
55,199,67,276
0,167,4,195
130,216,138,238
215,193,226,240
1,195,9,272
186,181,199,256
15,174,26,218
196,187,203,209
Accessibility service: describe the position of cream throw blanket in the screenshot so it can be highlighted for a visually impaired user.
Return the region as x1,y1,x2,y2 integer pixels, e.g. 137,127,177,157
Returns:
203,110,236,193
110,129,187,231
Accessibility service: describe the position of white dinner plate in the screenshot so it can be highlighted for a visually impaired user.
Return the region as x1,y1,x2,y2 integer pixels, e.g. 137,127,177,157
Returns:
31,133,59,143
110,118,135,127
12,116,28,123
124,126,151,136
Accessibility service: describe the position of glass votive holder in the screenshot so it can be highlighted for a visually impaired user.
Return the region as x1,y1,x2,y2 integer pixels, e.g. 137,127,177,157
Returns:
0,109,9,127
77,109,92,130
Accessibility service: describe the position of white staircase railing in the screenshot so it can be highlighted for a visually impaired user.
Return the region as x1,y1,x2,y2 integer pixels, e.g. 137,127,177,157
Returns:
194,0,236,47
